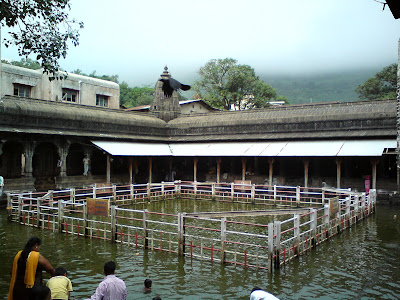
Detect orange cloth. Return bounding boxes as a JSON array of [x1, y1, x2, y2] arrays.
[[25, 251, 39, 288], [8, 250, 40, 300], [8, 250, 22, 300]]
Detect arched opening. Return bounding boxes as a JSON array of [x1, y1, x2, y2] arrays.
[[0, 141, 23, 178], [67, 143, 84, 176]]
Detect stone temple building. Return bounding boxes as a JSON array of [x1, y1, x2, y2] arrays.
[[0, 64, 397, 194]]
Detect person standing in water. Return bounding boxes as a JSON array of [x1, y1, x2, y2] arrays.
[[8, 237, 55, 300]]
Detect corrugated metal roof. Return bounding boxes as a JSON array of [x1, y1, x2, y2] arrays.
[[92, 140, 396, 157]]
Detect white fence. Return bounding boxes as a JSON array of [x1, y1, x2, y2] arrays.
[[6, 181, 376, 271]]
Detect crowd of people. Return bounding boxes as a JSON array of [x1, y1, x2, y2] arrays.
[[8, 237, 278, 300]]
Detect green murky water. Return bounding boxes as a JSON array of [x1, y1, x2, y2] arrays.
[[1, 200, 399, 300]]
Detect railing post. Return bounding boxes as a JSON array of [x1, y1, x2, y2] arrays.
[[143, 209, 149, 248], [83, 203, 88, 237], [231, 182, 234, 201], [310, 208, 317, 247], [111, 205, 117, 243], [273, 185, 277, 204], [37, 198, 41, 228], [324, 204, 330, 238], [251, 184, 255, 204], [58, 201, 64, 233], [268, 222, 274, 272], [17, 195, 22, 222], [220, 217, 227, 264], [161, 182, 165, 199], [93, 185, 96, 199], [345, 198, 351, 227], [130, 183, 134, 201], [212, 183, 216, 201], [112, 184, 117, 204], [274, 220, 281, 269], [147, 183, 151, 201], [361, 192, 366, 219], [322, 190, 325, 204], [178, 212, 186, 256], [193, 182, 197, 198], [296, 186, 301, 206], [294, 214, 300, 256], [354, 195, 359, 221], [70, 188, 75, 202]]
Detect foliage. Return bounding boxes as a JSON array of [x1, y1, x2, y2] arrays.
[[0, 0, 83, 79], [1, 57, 41, 69], [119, 82, 155, 108], [355, 64, 397, 100], [261, 69, 378, 104], [193, 58, 277, 110]]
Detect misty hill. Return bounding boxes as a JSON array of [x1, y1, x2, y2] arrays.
[[261, 69, 378, 104]]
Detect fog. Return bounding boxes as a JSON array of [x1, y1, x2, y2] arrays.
[[1, 0, 399, 86]]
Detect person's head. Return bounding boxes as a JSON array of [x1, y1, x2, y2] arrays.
[[55, 267, 67, 276], [29, 284, 51, 300], [144, 278, 152, 289], [20, 237, 42, 263], [103, 261, 116, 275], [152, 297, 162, 300], [251, 287, 262, 293]]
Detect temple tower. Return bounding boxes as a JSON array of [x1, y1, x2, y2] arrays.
[[150, 66, 181, 122]]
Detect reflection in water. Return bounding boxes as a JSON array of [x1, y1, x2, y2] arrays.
[[0, 201, 399, 300]]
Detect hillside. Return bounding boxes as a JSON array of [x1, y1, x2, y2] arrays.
[[260, 69, 378, 104]]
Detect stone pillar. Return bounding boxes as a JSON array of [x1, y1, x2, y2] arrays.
[[303, 159, 310, 188], [193, 157, 198, 182], [216, 158, 222, 183], [148, 157, 153, 183], [56, 142, 70, 177], [336, 158, 342, 189], [107, 154, 111, 184], [241, 158, 247, 181], [371, 158, 379, 190], [268, 158, 274, 186], [23, 142, 35, 177], [168, 157, 173, 181], [129, 158, 133, 184]]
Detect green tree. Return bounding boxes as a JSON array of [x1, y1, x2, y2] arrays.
[[1, 57, 41, 69], [119, 82, 155, 108], [194, 58, 277, 110], [1, 0, 83, 79], [355, 63, 397, 100]]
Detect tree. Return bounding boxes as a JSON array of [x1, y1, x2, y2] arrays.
[[1, 57, 41, 69], [1, 0, 83, 79], [193, 58, 277, 110], [355, 63, 397, 100]]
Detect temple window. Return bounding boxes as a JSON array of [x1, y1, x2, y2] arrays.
[[13, 83, 31, 97], [62, 88, 78, 102], [96, 94, 109, 107]]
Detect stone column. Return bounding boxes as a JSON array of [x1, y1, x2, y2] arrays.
[[303, 159, 310, 188], [107, 154, 111, 183], [193, 157, 198, 182], [241, 158, 247, 181], [336, 158, 342, 189], [268, 158, 274, 186], [371, 158, 379, 190], [129, 158, 133, 184], [56, 142, 70, 177], [216, 158, 222, 183], [23, 142, 35, 177], [148, 157, 153, 183]]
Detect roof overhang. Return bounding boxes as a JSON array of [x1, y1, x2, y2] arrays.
[[92, 139, 396, 157]]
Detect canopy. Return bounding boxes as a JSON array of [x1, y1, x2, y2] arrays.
[[92, 139, 396, 157]]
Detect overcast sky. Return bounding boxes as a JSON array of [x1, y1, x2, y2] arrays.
[[1, 0, 399, 86]]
